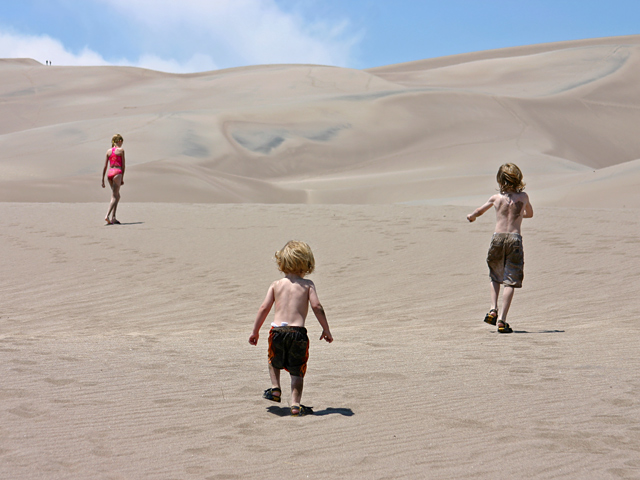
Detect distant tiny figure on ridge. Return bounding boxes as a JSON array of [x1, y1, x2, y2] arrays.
[[101, 134, 125, 225], [467, 163, 534, 333], [249, 241, 333, 416]]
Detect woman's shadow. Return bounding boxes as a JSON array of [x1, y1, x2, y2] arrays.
[[267, 406, 354, 417]]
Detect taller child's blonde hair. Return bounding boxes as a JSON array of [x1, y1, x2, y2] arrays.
[[111, 134, 124, 147], [497, 163, 525, 193], [275, 241, 315, 276]]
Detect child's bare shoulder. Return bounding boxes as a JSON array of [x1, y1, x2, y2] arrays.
[[488, 193, 502, 205]]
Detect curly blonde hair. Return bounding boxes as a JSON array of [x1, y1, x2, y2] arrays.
[[497, 163, 525, 193], [275, 241, 315, 276], [111, 134, 124, 147]]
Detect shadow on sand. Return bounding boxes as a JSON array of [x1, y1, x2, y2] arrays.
[[512, 329, 565, 334], [267, 406, 354, 417], [105, 222, 144, 226]]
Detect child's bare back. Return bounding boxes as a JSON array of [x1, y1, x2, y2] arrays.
[[269, 275, 319, 327], [249, 241, 332, 347], [470, 191, 533, 234]]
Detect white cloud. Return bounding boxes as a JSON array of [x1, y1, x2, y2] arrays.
[[0, 0, 361, 73], [0, 30, 218, 73], [131, 53, 219, 74], [97, 0, 361, 68], [0, 31, 109, 66]]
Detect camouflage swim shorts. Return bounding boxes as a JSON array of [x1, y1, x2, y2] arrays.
[[486, 233, 524, 288]]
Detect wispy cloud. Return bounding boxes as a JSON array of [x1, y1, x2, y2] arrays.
[[0, 0, 361, 73], [96, 0, 361, 69], [0, 30, 108, 66]]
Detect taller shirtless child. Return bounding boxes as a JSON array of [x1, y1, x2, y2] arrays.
[[467, 163, 534, 333]]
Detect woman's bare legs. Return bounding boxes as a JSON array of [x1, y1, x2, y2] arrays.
[[105, 175, 122, 224]]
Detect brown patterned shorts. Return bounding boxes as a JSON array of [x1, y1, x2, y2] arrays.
[[268, 326, 309, 378], [487, 233, 524, 288]]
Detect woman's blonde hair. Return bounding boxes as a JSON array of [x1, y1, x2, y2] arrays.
[[275, 240, 315, 275], [111, 134, 124, 147], [497, 163, 525, 193]]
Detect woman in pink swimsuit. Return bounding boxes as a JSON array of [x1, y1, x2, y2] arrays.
[[101, 133, 126, 224]]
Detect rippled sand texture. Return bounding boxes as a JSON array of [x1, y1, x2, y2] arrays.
[[1, 203, 639, 479]]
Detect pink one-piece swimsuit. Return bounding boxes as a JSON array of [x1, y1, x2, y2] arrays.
[[107, 147, 123, 180]]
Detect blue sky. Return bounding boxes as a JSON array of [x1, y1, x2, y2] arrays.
[[0, 0, 638, 72]]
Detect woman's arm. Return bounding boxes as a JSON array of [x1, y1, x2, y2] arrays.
[[101, 151, 109, 187], [120, 149, 125, 184]]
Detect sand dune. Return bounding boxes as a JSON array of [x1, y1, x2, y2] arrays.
[[2, 35, 640, 206], [1, 203, 639, 479], [1, 37, 640, 479]]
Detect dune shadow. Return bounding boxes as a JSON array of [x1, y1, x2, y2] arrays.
[[266, 406, 354, 417]]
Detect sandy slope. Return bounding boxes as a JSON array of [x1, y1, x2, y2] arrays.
[[0, 203, 639, 479], [2, 35, 640, 206], [2, 36, 640, 479]]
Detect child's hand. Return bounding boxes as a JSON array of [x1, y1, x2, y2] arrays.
[[249, 333, 259, 345], [467, 213, 476, 222], [101, 180, 105, 188], [320, 331, 333, 343]]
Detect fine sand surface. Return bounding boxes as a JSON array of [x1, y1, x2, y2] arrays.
[[1, 203, 639, 479], [1, 35, 640, 479]]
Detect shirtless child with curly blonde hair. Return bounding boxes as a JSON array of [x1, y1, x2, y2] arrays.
[[467, 163, 534, 333], [249, 241, 333, 416]]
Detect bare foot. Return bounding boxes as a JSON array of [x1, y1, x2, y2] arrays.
[[105, 217, 112, 225]]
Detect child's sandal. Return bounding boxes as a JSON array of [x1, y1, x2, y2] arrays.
[[262, 387, 281, 403], [484, 309, 498, 326], [497, 322, 513, 334], [290, 404, 313, 416]]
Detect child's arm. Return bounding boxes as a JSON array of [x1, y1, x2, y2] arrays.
[[309, 283, 333, 343], [467, 195, 497, 222], [249, 283, 275, 346], [523, 194, 534, 218]]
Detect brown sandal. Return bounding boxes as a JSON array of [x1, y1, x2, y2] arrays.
[[290, 405, 313, 416], [497, 322, 513, 334], [484, 309, 498, 326], [262, 387, 281, 403]]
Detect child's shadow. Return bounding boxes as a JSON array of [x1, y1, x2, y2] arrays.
[[266, 406, 354, 417], [512, 329, 565, 334]]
